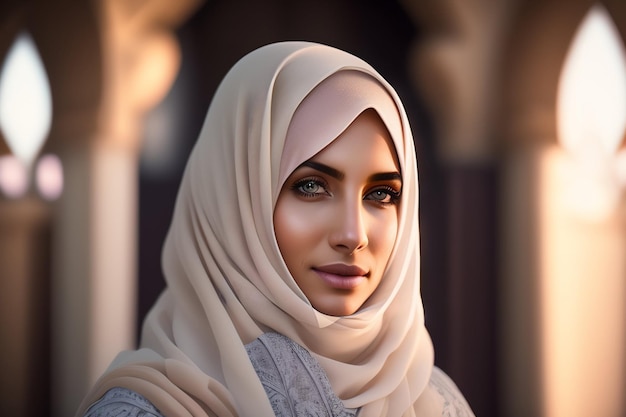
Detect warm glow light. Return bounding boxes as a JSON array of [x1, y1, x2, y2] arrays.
[[543, 6, 626, 417], [36, 154, 63, 200], [555, 4, 626, 221], [130, 32, 180, 111], [0, 155, 28, 198], [0, 32, 52, 167], [557, 4, 626, 155], [541, 147, 626, 417]]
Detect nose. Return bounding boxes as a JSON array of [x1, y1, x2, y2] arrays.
[[329, 199, 369, 254]]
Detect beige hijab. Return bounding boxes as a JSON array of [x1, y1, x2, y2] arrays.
[[77, 41, 441, 417]]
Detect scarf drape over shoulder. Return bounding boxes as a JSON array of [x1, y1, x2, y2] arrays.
[[77, 41, 440, 417]]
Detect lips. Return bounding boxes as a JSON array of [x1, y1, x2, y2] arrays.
[[315, 264, 368, 276], [313, 264, 369, 290]]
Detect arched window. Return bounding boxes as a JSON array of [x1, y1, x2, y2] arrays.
[[0, 31, 62, 200], [556, 3, 626, 220]]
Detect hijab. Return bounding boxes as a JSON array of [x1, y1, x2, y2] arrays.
[[77, 41, 441, 417]]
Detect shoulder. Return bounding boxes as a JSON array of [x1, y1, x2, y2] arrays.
[[82, 387, 164, 417], [428, 367, 475, 417]]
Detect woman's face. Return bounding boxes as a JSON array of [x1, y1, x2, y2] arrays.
[[274, 110, 401, 316]]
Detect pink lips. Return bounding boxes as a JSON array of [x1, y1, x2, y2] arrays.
[[313, 264, 369, 290]]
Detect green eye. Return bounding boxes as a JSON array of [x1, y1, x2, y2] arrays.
[[291, 177, 329, 198], [371, 190, 390, 201], [300, 181, 321, 194], [365, 187, 401, 206]]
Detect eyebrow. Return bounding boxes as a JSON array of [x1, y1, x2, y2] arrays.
[[368, 172, 402, 182], [299, 161, 402, 183], [301, 161, 344, 180]]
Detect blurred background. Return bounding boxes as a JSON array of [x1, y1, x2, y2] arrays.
[[1, 0, 625, 416]]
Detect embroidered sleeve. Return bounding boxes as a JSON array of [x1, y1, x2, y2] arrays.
[[429, 367, 476, 417], [246, 332, 359, 417], [83, 387, 165, 417]]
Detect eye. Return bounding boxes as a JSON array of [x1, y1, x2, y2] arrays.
[[291, 177, 329, 198], [365, 186, 401, 206]]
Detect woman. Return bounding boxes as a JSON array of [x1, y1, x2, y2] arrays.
[[77, 41, 474, 417]]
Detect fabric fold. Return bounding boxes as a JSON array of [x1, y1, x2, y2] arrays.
[[76, 41, 438, 417]]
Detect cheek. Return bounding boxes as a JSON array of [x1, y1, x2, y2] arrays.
[[275, 202, 303, 248], [274, 199, 321, 266], [373, 210, 399, 259]]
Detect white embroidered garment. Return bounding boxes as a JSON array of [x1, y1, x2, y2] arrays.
[[76, 41, 472, 417], [245, 332, 359, 416], [83, 347, 474, 417]]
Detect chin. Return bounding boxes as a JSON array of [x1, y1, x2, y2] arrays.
[[312, 298, 364, 317]]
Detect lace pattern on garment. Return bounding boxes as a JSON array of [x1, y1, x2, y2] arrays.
[[429, 367, 475, 417], [246, 332, 359, 417], [83, 387, 165, 417], [82, 344, 473, 417]]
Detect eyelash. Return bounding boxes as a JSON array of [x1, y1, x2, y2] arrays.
[[291, 177, 329, 198], [291, 178, 402, 206], [366, 186, 402, 206]]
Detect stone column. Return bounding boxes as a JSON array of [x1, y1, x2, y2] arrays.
[[14, 0, 203, 415], [499, 1, 626, 416], [0, 197, 50, 416], [401, 2, 517, 416]]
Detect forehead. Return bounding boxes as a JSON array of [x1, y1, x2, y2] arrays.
[[306, 110, 400, 172]]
